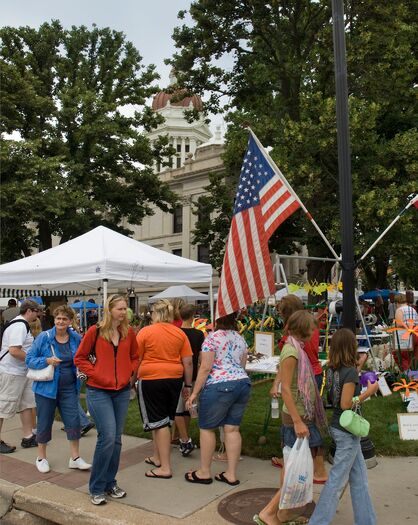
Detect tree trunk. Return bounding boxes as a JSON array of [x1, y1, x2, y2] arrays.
[[37, 220, 52, 252], [362, 257, 390, 290]]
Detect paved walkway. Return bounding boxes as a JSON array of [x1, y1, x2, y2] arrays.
[[1, 415, 417, 523]]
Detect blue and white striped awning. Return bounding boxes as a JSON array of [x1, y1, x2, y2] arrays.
[[0, 289, 81, 299]]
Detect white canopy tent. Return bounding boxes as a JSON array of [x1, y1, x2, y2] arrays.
[[149, 285, 209, 303], [0, 226, 214, 319]]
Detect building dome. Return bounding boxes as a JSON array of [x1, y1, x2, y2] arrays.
[[152, 90, 203, 112]]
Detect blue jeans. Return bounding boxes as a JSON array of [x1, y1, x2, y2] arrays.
[[78, 402, 90, 428], [86, 385, 130, 496], [198, 379, 251, 429], [36, 384, 80, 443], [309, 427, 376, 525]]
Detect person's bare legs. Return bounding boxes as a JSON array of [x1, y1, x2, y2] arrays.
[[146, 427, 172, 477], [175, 415, 190, 441], [258, 469, 283, 525], [222, 424, 241, 482], [187, 428, 216, 480], [313, 449, 327, 481], [19, 408, 33, 437], [69, 439, 80, 459], [37, 443, 47, 460], [146, 430, 161, 466]]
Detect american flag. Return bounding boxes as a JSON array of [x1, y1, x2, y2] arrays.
[[216, 132, 301, 319]]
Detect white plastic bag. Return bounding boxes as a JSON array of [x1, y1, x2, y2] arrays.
[[279, 437, 313, 510]]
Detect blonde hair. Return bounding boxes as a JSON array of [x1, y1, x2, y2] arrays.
[[98, 294, 129, 342], [30, 318, 42, 338], [395, 294, 406, 305], [152, 299, 174, 323], [286, 310, 315, 341], [171, 298, 186, 321]]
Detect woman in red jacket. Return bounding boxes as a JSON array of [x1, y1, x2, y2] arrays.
[[74, 295, 139, 506]]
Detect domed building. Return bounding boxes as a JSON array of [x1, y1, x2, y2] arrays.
[[147, 70, 212, 172]]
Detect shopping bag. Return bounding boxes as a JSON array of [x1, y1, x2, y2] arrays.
[[279, 437, 313, 510]]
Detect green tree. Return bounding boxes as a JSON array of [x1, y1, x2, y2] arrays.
[[171, 0, 417, 288], [0, 21, 177, 261]]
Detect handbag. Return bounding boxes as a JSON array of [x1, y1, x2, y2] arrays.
[[26, 336, 56, 382], [339, 405, 370, 437], [76, 325, 100, 382]]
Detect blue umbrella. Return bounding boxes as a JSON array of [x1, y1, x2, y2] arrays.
[[70, 301, 101, 309], [359, 289, 394, 300], [24, 296, 44, 305]]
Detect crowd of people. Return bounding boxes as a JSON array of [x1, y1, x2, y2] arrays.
[[0, 290, 416, 523]]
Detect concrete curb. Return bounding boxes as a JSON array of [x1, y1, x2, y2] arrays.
[[0, 480, 21, 519]]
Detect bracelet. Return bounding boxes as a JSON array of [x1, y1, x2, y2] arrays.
[[184, 385, 192, 388], [352, 396, 360, 405]]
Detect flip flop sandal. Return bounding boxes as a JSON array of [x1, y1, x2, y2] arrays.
[[145, 469, 172, 479], [313, 478, 327, 484], [215, 472, 240, 486], [184, 470, 213, 484], [271, 456, 283, 468], [144, 457, 161, 468]]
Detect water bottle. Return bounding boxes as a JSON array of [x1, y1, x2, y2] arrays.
[[189, 403, 198, 419], [271, 398, 279, 419]]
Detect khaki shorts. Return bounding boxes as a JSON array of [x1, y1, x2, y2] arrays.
[[0, 373, 36, 419]]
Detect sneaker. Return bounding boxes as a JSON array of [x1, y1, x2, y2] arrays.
[[106, 485, 127, 499], [21, 434, 37, 448], [81, 422, 95, 436], [0, 440, 16, 454], [36, 458, 50, 473], [91, 494, 107, 505], [69, 457, 92, 470], [180, 438, 195, 457]]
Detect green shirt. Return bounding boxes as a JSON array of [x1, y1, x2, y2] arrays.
[[280, 343, 315, 417]]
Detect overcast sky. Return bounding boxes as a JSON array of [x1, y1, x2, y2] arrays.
[[0, 0, 225, 131]]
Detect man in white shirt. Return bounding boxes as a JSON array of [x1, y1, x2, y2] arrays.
[[0, 300, 40, 453]]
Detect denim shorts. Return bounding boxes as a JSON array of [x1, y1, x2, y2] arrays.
[[281, 421, 323, 449], [198, 379, 251, 429]]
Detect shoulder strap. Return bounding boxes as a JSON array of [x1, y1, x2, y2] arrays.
[[0, 319, 31, 362], [88, 324, 100, 363]]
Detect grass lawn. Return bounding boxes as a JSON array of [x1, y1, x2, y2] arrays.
[[99, 380, 418, 458]]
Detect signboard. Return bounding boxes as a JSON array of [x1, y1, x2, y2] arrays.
[[377, 375, 392, 397], [406, 392, 418, 413], [254, 331, 275, 358], [397, 413, 418, 440]]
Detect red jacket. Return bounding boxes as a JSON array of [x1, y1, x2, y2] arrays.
[[74, 325, 139, 390]]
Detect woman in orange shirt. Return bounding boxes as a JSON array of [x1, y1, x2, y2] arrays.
[[136, 299, 193, 479]]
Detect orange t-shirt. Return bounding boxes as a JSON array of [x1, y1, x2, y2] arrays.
[[136, 323, 193, 380]]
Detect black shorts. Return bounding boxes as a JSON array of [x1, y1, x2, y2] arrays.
[[137, 377, 183, 432]]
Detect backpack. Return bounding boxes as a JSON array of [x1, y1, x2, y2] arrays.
[[0, 319, 31, 361]]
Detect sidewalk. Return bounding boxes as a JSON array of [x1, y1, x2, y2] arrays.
[[1, 414, 417, 524]]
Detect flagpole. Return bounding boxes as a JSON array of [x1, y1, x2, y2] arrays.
[[248, 129, 341, 262], [358, 195, 418, 264]]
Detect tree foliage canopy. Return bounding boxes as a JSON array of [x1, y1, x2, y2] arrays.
[[1, 21, 177, 262], [171, 0, 418, 287]]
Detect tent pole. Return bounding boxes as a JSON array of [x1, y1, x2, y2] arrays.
[[83, 303, 87, 332], [103, 279, 108, 307], [209, 279, 214, 325]]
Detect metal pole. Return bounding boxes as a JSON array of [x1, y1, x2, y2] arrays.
[[209, 279, 214, 326], [332, 0, 356, 331]]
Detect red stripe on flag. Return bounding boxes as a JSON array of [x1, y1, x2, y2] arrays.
[[230, 218, 252, 304], [241, 211, 265, 299], [265, 200, 300, 238]]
